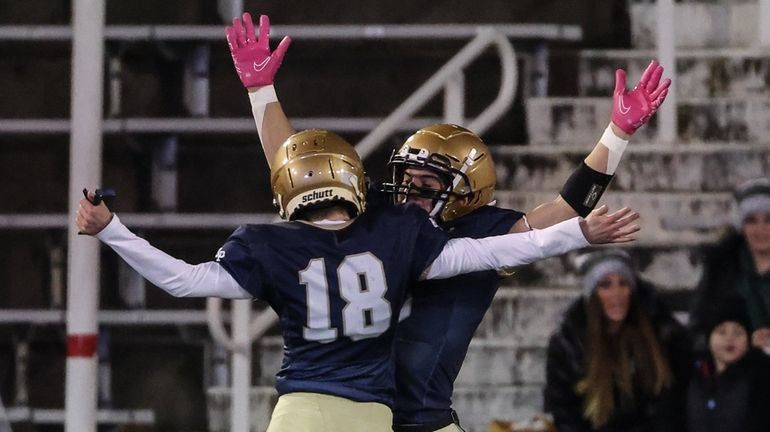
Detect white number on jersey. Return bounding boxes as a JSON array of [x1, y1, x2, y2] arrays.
[[299, 253, 392, 343]]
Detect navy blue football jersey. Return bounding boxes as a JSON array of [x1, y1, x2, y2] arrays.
[[365, 179, 392, 212], [216, 204, 448, 407], [393, 205, 524, 425]]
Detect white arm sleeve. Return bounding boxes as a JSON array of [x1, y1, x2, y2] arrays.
[[95, 215, 252, 299], [248, 85, 278, 139], [425, 217, 589, 280]]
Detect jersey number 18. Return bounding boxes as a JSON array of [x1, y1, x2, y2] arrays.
[[299, 252, 392, 343]]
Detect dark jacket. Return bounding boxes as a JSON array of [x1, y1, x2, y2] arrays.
[[690, 231, 750, 336], [686, 348, 770, 432], [544, 281, 692, 432]]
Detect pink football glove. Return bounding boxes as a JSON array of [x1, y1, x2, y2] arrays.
[[225, 13, 291, 89], [611, 60, 671, 135]]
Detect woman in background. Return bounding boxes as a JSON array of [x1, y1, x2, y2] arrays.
[[544, 250, 691, 432]]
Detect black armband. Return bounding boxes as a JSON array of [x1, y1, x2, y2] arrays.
[[559, 162, 614, 217]]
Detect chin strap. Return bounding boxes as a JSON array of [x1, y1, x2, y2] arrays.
[[429, 148, 477, 218]]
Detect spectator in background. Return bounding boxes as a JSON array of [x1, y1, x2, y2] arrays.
[[544, 250, 691, 432], [686, 299, 770, 432], [690, 178, 770, 353]]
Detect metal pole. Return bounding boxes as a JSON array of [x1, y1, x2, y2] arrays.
[[761, 0, 770, 47], [230, 300, 252, 432], [118, 258, 147, 308], [217, 0, 244, 23], [97, 331, 112, 408], [108, 56, 122, 117], [183, 44, 210, 117], [443, 72, 465, 125], [656, 0, 677, 144], [14, 339, 29, 407], [533, 41, 548, 97], [65, 1, 105, 431], [151, 136, 179, 211], [49, 244, 65, 308], [210, 344, 229, 387]]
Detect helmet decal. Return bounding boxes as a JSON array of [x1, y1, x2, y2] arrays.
[[271, 129, 367, 220]]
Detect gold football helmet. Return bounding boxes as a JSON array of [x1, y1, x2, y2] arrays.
[[383, 124, 496, 222], [271, 129, 367, 220]]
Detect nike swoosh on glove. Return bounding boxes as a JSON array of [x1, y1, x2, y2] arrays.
[[226, 13, 292, 88], [611, 60, 672, 135]]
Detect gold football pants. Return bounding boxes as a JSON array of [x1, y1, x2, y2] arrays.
[[266, 392, 393, 432]]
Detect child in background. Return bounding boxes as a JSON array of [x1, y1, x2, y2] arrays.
[[686, 300, 770, 432]]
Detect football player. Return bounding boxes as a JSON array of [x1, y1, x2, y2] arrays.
[[225, 12, 664, 431], [77, 128, 636, 432], [377, 60, 667, 432]]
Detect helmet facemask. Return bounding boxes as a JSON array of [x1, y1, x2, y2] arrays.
[[383, 145, 479, 220], [382, 124, 497, 223]]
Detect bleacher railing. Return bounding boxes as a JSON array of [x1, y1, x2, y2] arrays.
[[355, 27, 517, 159], [0, 21, 580, 432]]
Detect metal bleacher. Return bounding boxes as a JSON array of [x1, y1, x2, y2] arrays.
[[0, 7, 582, 431], [461, 2, 770, 428], [6, 1, 770, 430]]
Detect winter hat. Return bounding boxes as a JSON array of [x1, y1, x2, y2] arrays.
[[577, 249, 636, 298], [705, 297, 752, 337], [734, 178, 770, 227]]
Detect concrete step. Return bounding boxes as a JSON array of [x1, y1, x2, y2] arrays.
[[249, 284, 690, 431], [450, 385, 543, 432], [473, 287, 689, 342], [630, 2, 759, 49], [252, 310, 553, 388], [458, 341, 547, 387], [497, 246, 703, 294], [525, 96, 770, 144], [472, 289, 577, 350], [253, 286, 692, 382], [251, 336, 542, 432], [492, 144, 770, 193], [253, 337, 540, 386], [494, 190, 734, 248], [578, 49, 770, 98], [492, 143, 766, 245]]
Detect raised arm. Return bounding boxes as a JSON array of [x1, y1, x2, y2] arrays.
[[226, 13, 295, 168], [517, 61, 671, 232], [76, 193, 250, 299], [424, 205, 639, 280]]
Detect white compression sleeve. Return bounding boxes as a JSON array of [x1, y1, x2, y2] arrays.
[[96, 215, 251, 299], [599, 124, 629, 174], [248, 85, 278, 139], [424, 217, 589, 280]]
